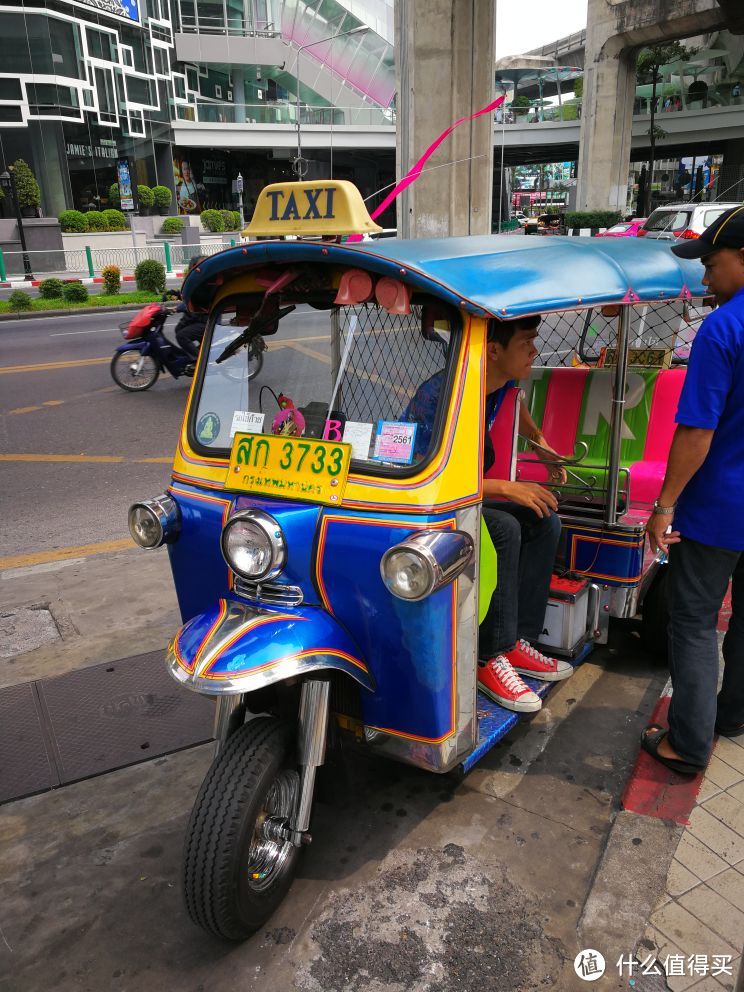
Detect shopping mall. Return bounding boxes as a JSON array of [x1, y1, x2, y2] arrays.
[[1, 0, 743, 224]]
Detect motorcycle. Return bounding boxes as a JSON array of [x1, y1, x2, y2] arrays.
[[111, 302, 266, 392]]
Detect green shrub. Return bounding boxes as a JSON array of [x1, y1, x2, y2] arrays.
[[161, 216, 184, 235], [220, 209, 237, 231], [85, 210, 109, 231], [137, 184, 154, 208], [109, 182, 120, 207], [231, 210, 242, 230], [152, 185, 172, 210], [59, 209, 88, 233], [8, 289, 32, 311], [564, 210, 622, 230], [134, 258, 166, 294], [39, 278, 65, 299], [63, 282, 89, 303], [101, 264, 121, 295], [12, 159, 41, 209], [102, 208, 127, 231], [200, 209, 225, 232]]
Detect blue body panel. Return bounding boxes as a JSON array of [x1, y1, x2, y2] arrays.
[[182, 236, 706, 318], [317, 508, 458, 742], [563, 523, 645, 587]]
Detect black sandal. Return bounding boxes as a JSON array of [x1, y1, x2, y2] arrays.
[[640, 725, 705, 777]]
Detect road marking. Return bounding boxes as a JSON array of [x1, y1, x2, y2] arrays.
[[0, 538, 133, 572], [282, 341, 332, 365], [4, 386, 117, 416], [0, 454, 171, 464], [50, 328, 117, 337], [0, 357, 109, 375]]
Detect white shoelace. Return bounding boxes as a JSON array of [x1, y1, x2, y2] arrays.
[[518, 639, 556, 668], [489, 656, 530, 695]]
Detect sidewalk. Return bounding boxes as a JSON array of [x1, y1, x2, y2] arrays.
[[1, 544, 742, 991]]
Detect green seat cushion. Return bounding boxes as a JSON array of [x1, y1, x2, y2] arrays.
[[479, 516, 498, 624]]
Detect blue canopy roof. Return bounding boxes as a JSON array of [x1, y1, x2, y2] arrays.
[[181, 235, 706, 317]]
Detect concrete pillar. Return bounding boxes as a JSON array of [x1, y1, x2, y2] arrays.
[[718, 137, 744, 201], [577, 0, 728, 212], [395, 0, 495, 238], [232, 66, 246, 124]]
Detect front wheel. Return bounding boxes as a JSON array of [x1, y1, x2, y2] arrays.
[[183, 717, 300, 940], [110, 351, 159, 391]]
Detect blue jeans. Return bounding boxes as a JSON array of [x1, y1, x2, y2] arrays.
[[479, 502, 561, 659], [667, 538, 744, 766]]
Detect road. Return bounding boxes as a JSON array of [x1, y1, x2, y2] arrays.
[[0, 306, 334, 561]]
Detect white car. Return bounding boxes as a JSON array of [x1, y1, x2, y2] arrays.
[[639, 202, 741, 241]]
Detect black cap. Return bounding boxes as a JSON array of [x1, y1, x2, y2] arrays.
[[671, 205, 744, 258]]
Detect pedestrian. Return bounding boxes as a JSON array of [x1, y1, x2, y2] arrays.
[[403, 316, 574, 714], [642, 206, 744, 775]]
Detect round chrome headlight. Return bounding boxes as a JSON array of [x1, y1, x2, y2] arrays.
[[128, 495, 180, 549], [221, 510, 286, 580], [380, 547, 435, 601]]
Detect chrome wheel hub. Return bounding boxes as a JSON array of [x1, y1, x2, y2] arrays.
[[246, 769, 299, 891]]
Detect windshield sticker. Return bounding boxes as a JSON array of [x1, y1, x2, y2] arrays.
[[196, 412, 221, 446], [230, 411, 265, 438], [373, 421, 417, 465], [272, 407, 306, 437], [342, 421, 374, 460]]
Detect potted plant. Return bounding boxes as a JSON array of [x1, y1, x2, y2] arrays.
[[12, 158, 41, 217], [109, 182, 121, 208], [152, 185, 173, 215], [137, 184, 155, 215]]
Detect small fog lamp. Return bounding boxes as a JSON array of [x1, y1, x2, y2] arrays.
[[380, 530, 473, 602], [128, 494, 180, 549]]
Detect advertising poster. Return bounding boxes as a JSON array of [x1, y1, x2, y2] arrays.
[[117, 158, 135, 211], [173, 149, 229, 214], [67, 0, 140, 24]]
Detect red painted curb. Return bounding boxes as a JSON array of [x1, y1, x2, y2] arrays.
[[621, 695, 704, 825]]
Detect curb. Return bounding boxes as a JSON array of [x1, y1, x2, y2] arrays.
[[0, 302, 158, 322], [0, 272, 185, 289]]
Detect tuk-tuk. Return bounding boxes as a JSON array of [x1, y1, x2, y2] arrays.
[[127, 180, 707, 940]]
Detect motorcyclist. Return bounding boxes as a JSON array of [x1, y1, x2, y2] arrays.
[[173, 256, 207, 364]]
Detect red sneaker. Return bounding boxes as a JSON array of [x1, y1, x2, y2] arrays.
[[506, 639, 573, 682], [477, 655, 542, 713]]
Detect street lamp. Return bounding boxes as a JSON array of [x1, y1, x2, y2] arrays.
[[236, 171, 244, 227], [0, 166, 33, 280], [293, 24, 368, 179]]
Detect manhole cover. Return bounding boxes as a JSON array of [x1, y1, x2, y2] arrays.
[[0, 608, 60, 659]]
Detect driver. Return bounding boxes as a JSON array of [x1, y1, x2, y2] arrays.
[[404, 315, 574, 713]]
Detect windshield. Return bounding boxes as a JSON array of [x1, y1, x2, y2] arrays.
[[605, 223, 632, 234], [190, 299, 458, 473], [644, 209, 691, 233]]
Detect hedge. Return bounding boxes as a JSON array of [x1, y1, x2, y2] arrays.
[[85, 211, 108, 231], [137, 184, 154, 208], [201, 209, 225, 232], [59, 209, 88, 233], [8, 289, 33, 311], [153, 185, 172, 209], [134, 258, 166, 294], [63, 282, 89, 303], [564, 210, 622, 230], [102, 209, 127, 231], [161, 216, 184, 235], [39, 278, 65, 299]]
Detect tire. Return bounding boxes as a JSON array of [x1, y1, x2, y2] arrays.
[[247, 346, 263, 381], [110, 351, 160, 391], [220, 345, 263, 383], [183, 717, 300, 940], [640, 565, 669, 660]]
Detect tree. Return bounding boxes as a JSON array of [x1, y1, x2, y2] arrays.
[[11, 158, 41, 209], [636, 42, 694, 215]]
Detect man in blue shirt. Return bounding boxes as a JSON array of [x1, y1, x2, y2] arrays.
[[643, 206, 744, 775]]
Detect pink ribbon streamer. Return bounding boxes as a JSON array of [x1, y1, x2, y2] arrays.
[[348, 93, 506, 242]]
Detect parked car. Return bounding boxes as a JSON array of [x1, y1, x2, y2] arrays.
[[638, 202, 741, 241], [513, 210, 528, 226], [595, 218, 647, 238]]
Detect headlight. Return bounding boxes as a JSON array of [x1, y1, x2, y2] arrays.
[[128, 494, 180, 549], [380, 530, 474, 602], [221, 509, 286, 580]]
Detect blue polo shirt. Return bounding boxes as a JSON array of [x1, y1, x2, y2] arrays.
[[674, 287, 744, 550]]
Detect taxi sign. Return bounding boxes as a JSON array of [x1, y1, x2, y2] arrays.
[[244, 180, 383, 238], [227, 432, 352, 506]]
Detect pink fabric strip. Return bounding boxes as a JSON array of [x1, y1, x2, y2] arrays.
[[348, 94, 506, 242], [540, 368, 588, 456], [642, 368, 685, 461]]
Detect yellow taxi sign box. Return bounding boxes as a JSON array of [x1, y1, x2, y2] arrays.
[[244, 180, 383, 238]]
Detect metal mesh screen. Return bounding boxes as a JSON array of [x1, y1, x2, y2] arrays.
[[534, 299, 712, 369], [334, 304, 452, 423]]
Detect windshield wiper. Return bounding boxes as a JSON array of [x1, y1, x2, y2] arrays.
[[215, 304, 296, 364]]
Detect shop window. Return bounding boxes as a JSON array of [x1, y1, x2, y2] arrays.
[[87, 27, 116, 63], [153, 46, 170, 76], [186, 66, 198, 92], [126, 76, 153, 106], [0, 78, 22, 101], [173, 75, 186, 100]]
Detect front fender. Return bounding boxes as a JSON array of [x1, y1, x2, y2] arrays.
[[114, 340, 149, 355], [166, 598, 374, 696]]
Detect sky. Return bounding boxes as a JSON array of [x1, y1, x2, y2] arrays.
[[495, 0, 588, 58]]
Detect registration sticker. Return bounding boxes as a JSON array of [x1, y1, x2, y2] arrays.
[[228, 433, 352, 505], [342, 421, 373, 460], [230, 411, 265, 438], [373, 421, 417, 464], [196, 412, 221, 445]]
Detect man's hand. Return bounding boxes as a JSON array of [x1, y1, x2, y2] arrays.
[[533, 439, 568, 485], [645, 512, 681, 555], [496, 480, 558, 518]]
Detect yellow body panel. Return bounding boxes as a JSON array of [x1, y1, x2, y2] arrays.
[[172, 315, 487, 514], [243, 180, 383, 238]]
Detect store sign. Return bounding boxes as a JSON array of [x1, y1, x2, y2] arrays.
[[117, 159, 135, 211], [66, 142, 119, 162], [65, 0, 140, 24]]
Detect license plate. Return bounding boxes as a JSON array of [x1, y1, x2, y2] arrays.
[[227, 433, 352, 506]]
